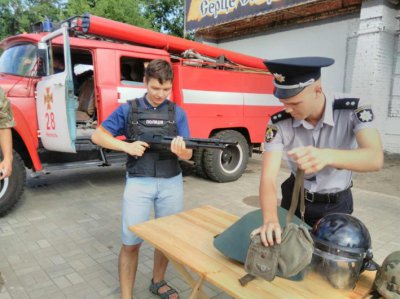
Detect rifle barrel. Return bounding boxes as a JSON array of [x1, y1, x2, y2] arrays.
[[124, 135, 237, 150]]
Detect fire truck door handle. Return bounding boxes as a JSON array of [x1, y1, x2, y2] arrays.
[[216, 114, 223, 117]]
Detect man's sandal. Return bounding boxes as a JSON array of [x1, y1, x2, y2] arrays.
[[149, 279, 179, 299]]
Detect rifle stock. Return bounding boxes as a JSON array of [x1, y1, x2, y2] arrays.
[[125, 134, 237, 150]]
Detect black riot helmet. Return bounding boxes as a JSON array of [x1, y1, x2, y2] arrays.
[[311, 213, 375, 289]]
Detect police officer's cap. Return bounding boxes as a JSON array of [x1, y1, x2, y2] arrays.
[[264, 57, 334, 99]]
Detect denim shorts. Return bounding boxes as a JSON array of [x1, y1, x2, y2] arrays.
[[122, 173, 183, 245]]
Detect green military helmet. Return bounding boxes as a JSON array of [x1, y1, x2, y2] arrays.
[[374, 251, 400, 299]]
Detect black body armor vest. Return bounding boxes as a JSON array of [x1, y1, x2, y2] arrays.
[[126, 98, 181, 178]]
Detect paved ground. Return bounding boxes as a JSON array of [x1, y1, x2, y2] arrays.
[[0, 154, 399, 298]]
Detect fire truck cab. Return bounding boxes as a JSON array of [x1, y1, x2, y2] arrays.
[[0, 15, 281, 216]]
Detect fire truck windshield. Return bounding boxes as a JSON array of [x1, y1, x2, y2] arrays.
[[0, 43, 37, 77]]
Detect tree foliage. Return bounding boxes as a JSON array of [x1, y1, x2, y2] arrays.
[[0, 0, 186, 41], [143, 0, 185, 37], [65, 0, 152, 29], [0, 0, 65, 40]]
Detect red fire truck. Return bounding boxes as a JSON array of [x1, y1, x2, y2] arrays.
[[0, 14, 281, 215]]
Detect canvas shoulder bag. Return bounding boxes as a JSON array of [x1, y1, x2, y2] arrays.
[[240, 169, 314, 285]]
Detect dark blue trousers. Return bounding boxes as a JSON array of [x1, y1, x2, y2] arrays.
[[280, 175, 353, 227]]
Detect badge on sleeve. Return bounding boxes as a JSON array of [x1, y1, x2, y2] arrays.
[[265, 125, 278, 143], [355, 106, 374, 123]]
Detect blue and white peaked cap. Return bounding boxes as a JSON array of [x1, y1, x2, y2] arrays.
[[264, 57, 335, 99]]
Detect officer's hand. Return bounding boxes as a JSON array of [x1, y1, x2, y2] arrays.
[[170, 136, 186, 158], [124, 141, 149, 157], [251, 220, 282, 247], [0, 158, 12, 180], [288, 146, 330, 174]]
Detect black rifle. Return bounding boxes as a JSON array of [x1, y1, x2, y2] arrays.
[[126, 134, 237, 150]]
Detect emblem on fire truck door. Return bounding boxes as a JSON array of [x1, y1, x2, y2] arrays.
[[43, 87, 56, 130], [44, 87, 53, 110], [265, 125, 278, 143]]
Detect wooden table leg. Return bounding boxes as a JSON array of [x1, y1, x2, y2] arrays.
[[169, 259, 208, 299], [188, 276, 205, 299]]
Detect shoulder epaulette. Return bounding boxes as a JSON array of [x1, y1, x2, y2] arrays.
[[271, 110, 292, 124], [333, 98, 359, 110]]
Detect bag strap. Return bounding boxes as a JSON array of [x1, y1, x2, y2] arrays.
[[127, 98, 140, 137], [239, 273, 256, 286], [285, 169, 305, 225]]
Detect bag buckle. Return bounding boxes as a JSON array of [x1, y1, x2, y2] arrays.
[[305, 190, 315, 203]]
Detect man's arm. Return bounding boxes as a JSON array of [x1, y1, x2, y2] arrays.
[[174, 106, 193, 160], [0, 128, 13, 179], [288, 128, 383, 174], [256, 150, 283, 247], [91, 126, 149, 157], [91, 126, 192, 159]]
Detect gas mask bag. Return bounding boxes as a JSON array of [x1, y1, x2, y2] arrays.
[[213, 170, 309, 282], [240, 169, 314, 284], [311, 213, 375, 290]]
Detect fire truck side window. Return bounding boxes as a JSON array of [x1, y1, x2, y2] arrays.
[[120, 57, 147, 86]]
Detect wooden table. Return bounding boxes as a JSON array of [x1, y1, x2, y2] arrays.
[[130, 205, 375, 299]]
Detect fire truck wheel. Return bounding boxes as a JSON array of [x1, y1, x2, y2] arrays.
[[193, 148, 209, 179], [0, 151, 26, 216], [203, 130, 249, 182]]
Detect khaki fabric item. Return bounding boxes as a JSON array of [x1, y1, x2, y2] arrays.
[[213, 207, 307, 280], [278, 169, 314, 278], [242, 169, 314, 284], [76, 111, 92, 122], [0, 87, 16, 129], [277, 223, 313, 277], [244, 234, 279, 281], [76, 77, 95, 121], [374, 251, 400, 299]]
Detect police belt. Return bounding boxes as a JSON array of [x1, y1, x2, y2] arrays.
[[290, 174, 352, 204], [304, 185, 352, 204]]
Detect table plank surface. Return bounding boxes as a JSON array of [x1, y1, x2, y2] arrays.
[[130, 205, 374, 299]]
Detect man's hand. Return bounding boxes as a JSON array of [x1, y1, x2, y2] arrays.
[[0, 157, 13, 179], [288, 146, 330, 174], [123, 141, 149, 157], [170, 136, 187, 158], [251, 220, 282, 247]]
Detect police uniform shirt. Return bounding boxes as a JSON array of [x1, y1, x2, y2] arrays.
[[264, 93, 377, 193], [0, 87, 16, 129], [102, 94, 190, 138]]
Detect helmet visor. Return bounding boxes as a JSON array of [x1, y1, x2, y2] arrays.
[[311, 247, 364, 289]]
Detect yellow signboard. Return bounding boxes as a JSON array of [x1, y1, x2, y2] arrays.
[[185, 0, 315, 31]]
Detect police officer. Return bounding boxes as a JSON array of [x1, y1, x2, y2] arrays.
[[256, 57, 383, 247], [0, 87, 16, 180], [91, 59, 191, 299]]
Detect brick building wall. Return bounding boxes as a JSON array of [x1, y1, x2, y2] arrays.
[[214, 0, 400, 153], [349, 0, 400, 153], [213, 16, 359, 94]]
